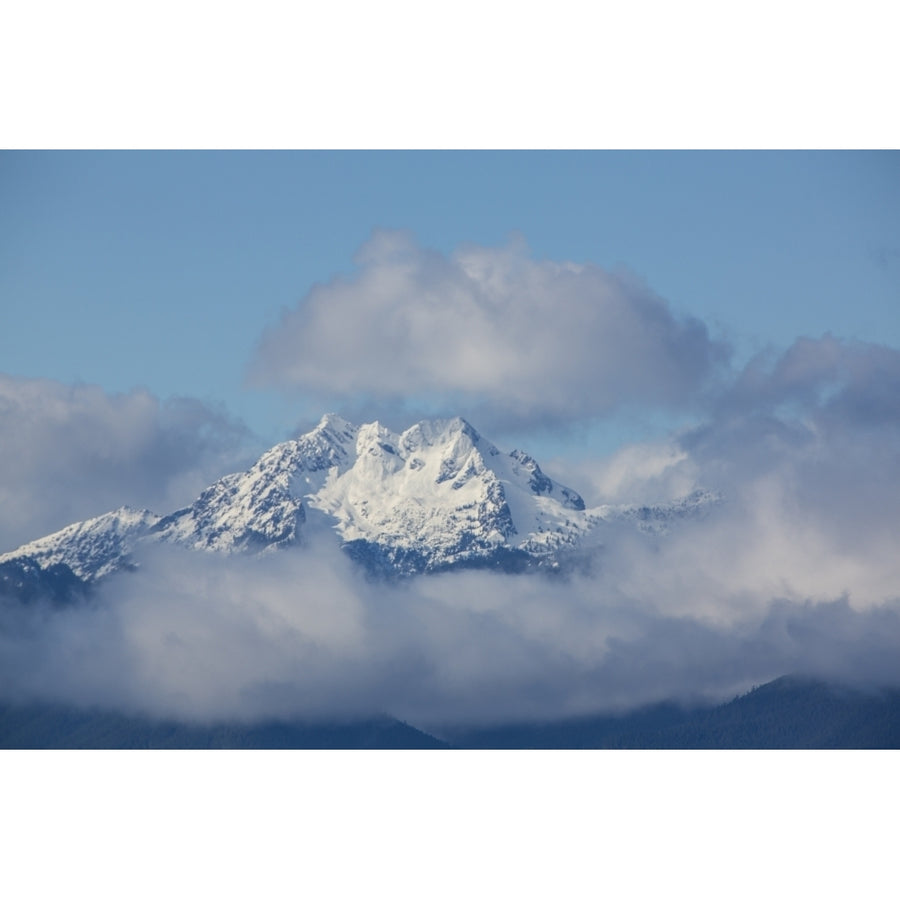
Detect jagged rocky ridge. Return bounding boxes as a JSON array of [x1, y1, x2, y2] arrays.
[[0, 414, 718, 588]]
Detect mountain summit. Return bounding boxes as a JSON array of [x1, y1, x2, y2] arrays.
[[0, 414, 716, 587]]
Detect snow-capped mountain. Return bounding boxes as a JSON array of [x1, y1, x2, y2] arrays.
[[0, 414, 718, 587]]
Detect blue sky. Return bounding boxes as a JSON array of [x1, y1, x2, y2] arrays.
[[2, 150, 897, 454]]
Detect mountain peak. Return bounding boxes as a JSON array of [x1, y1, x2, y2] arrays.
[[316, 412, 357, 435], [437, 415, 480, 442]]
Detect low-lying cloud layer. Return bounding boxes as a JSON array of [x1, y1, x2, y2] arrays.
[[249, 231, 729, 428], [0, 375, 254, 551], [2, 524, 898, 729]]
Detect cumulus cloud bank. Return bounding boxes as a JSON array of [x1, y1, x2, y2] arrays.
[[249, 231, 729, 427], [2, 525, 898, 729], [0, 375, 253, 551], [561, 335, 900, 608]]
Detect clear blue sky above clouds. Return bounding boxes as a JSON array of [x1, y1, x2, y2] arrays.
[[2, 150, 898, 452]]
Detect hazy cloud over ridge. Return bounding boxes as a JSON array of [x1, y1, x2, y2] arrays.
[[249, 231, 729, 426], [0, 375, 253, 551]]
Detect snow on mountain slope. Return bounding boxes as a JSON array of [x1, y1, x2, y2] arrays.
[[0, 414, 719, 584], [151, 414, 359, 553], [306, 416, 589, 572], [0, 507, 161, 581]]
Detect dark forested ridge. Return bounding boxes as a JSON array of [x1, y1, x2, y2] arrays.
[[448, 676, 900, 749], [0, 557, 89, 607], [3, 676, 899, 749], [0, 705, 448, 749]]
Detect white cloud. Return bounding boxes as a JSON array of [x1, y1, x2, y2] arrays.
[[0, 375, 254, 551], [249, 231, 729, 427]]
